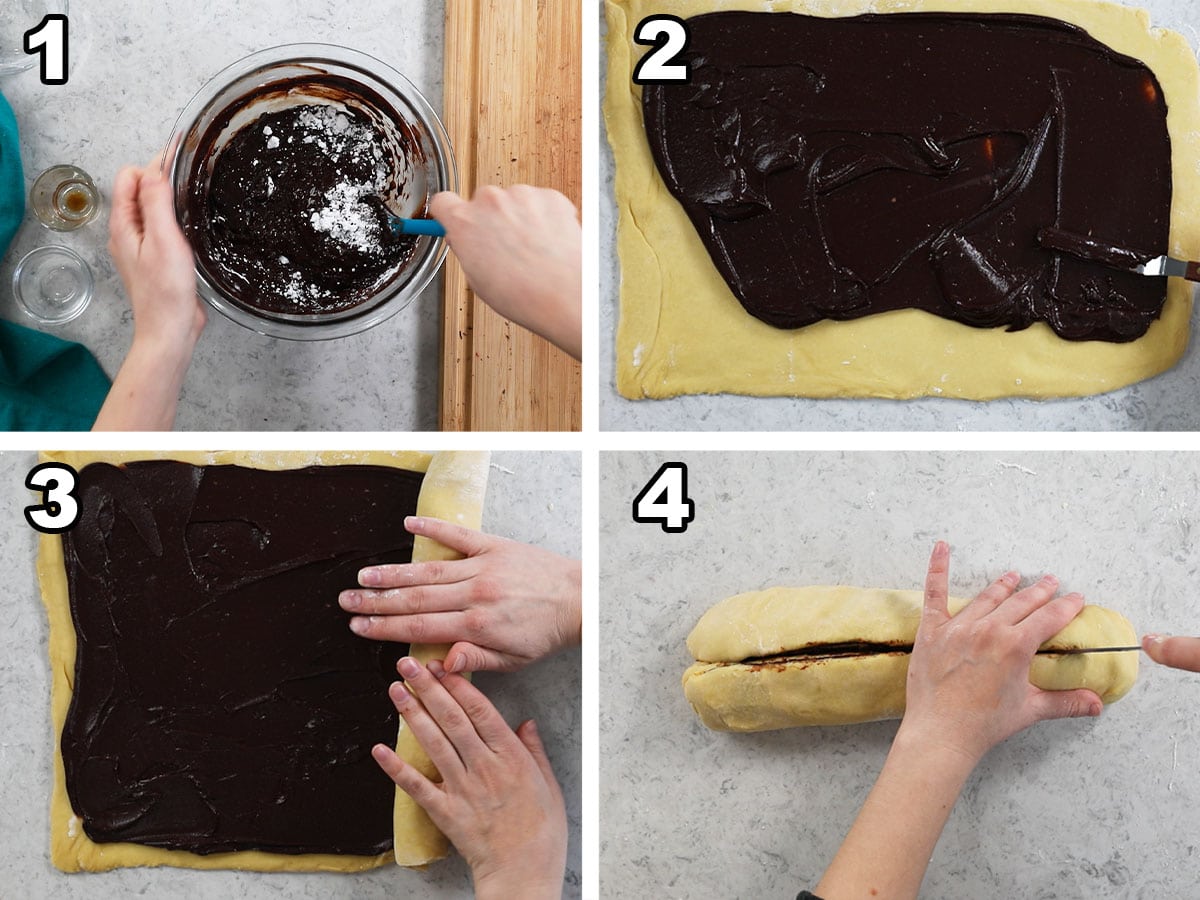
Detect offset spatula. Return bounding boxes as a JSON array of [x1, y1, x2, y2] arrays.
[[1136, 256, 1200, 281], [1038, 227, 1200, 282]]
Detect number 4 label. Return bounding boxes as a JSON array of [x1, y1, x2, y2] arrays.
[[632, 462, 695, 534], [25, 14, 69, 86]]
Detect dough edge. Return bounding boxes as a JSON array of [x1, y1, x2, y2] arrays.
[[683, 586, 1139, 732], [605, 0, 1200, 400], [37, 450, 489, 873]]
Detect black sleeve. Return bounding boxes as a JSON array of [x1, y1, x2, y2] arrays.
[[796, 893, 824, 900]]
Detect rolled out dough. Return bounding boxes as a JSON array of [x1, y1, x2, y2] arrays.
[[683, 586, 1139, 732], [38, 450, 490, 873], [605, 0, 1200, 399]]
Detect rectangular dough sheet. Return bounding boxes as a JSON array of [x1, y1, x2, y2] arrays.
[[605, 0, 1200, 399], [38, 449, 490, 873]]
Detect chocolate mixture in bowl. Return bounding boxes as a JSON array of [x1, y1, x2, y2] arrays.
[[186, 74, 427, 316]]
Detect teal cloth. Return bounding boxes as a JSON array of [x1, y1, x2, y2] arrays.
[[0, 91, 110, 431]]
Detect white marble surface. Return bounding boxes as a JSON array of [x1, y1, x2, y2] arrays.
[[601, 451, 1200, 898], [0, 0, 446, 430], [2, 450, 581, 899], [599, 1, 1200, 431]]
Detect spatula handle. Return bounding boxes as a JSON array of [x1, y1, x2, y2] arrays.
[[393, 217, 447, 237]]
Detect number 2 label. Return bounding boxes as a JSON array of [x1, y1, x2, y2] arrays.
[[633, 462, 695, 534], [25, 14, 69, 86], [633, 15, 690, 85]]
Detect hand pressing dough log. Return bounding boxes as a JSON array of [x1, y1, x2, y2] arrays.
[[683, 586, 1138, 733]]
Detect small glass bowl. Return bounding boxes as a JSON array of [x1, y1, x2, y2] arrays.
[[0, 0, 68, 76], [30, 164, 101, 231], [13, 245, 93, 325], [165, 43, 456, 341]]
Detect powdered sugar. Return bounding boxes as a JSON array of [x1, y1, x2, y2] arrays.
[[253, 103, 396, 308], [281, 271, 331, 306], [310, 181, 383, 254]]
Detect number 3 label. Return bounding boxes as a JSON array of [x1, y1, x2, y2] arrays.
[[25, 462, 80, 534], [633, 462, 695, 534], [633, 15, 690, 85]]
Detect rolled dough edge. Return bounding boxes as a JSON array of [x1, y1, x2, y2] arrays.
[[392, 450, 492, 867]]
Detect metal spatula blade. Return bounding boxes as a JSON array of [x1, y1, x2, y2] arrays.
[[1136, 255, 1200, 281], [1037, 227, 1200, 282]]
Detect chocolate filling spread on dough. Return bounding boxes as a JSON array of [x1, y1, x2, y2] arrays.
[[186, 75, 424, 316], [642, 12, 1172, 341], [60, 461, 423, 856]]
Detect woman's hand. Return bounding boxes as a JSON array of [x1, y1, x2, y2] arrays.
[[372, 657, 567, 900], [816, 542, 1103, 900], [1142, 634, 1200, 672], [340, 516, 582, 673], [94, 158, 205, 430], [898, 541, 1102, 765], [108, 161, 206, 356], [431, 185, 581, 360]]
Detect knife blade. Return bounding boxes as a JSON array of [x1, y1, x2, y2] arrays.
[[1035, 646, 1142, 655]]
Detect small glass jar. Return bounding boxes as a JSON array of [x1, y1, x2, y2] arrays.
[[13, 245, 93, 324], [31, 165, 100, 231]]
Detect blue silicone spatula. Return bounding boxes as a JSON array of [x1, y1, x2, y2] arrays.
[[388, 215, 446, 237]]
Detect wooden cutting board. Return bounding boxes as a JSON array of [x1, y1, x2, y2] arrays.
[[441, 0, 582, 432]]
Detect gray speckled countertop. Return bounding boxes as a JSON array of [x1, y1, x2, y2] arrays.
[[2, 450, 581, 899], [599, 0, 1200, 431], [601, 451, 1200, 898], [0, 0, 445, 430]]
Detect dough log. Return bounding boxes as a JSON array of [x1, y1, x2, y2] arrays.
[[683, 586, 1139, 733], [392, 450, 491, 867]]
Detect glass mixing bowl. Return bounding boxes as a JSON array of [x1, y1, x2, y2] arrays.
[[165, 43, 455, 341]]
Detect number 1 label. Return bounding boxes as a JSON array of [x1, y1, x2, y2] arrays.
[[25, 14, 69, 86]]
